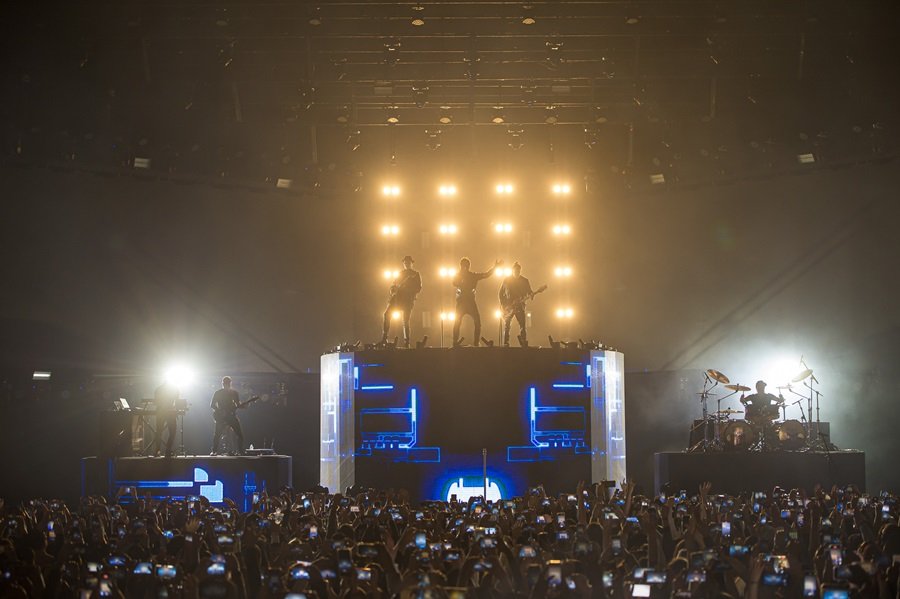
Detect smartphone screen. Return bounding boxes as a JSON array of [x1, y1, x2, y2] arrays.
[[632, 583, 651, 597], [722, 521, 731, 536], [803, 575, 818, 597]]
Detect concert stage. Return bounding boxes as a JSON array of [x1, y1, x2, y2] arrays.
[[320, 347, 626, 502], [654, 450, 866, 494], [81, 455, 292, 510]]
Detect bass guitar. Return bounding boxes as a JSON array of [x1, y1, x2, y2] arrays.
[[501, 284, 548, 318], [213, 395, 260, 422]]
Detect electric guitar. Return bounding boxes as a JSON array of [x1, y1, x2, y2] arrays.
[[213, 395, 260, 422], [501, 284, 548, 318]]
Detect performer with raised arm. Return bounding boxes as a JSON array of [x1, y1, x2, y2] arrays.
[[499, 262, 547, 347], [451, 257, 502, 347], [381, 255, 422, 348]]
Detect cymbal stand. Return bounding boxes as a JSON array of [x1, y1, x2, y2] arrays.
[[696, 374, 718, 452]]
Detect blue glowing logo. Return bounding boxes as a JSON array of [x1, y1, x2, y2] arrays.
[[356, 388, 441, 463], [446, 477, 503, 502], [507, 387, 590, 462], [116, 467, 224, 503]]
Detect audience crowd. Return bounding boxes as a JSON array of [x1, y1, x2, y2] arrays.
[[1, 481, 898, 599]]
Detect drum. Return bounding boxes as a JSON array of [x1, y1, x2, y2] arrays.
[[723, 420, 758, 451], [774, 419, 807, 450], [744, 402, 780, 423]]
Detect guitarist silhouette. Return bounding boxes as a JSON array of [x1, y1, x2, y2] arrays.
[[499, 262, 547, 347], [210, 376, 259, 455]]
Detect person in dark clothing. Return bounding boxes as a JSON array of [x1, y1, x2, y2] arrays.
[[452, 257, 502, 347], [499, 261, 536, 347], [741, 379, 784, 422], [152, 381, 179, 458], [210, 376, 245, 455], [381, 255, 422, 348]]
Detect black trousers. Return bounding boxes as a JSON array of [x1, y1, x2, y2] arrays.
[[503, 307, 527, 345], [153, 413, 177, 456], [212, 414, 244, 452], [453, 297, 482, 346], [382, 299, 414, 345]]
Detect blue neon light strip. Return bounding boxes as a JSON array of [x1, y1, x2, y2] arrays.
[[561, 361, 582, 365], [353, 366, 359, 390], [360, 384, 394, 391], [553, 383, 585, 389], [119, 481, 194, 488]]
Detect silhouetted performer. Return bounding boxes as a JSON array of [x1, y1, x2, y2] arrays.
[[452, 257, 501, 347], [741, 380, 783, 422], [210, 376, 245, 455], [152, 381, 179, 458], [499, 262, 534, 347], [381, 255, 422, 348]]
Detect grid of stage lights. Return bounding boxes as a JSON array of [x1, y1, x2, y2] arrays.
[[382, 185, 401, 197], [438, 223, 458, 235], [552, 224, 572, 236], [381, 224, 400, 236], [552, 183, 572, 195], [438, 184, 457, 196], [438, 266, 458, 278], [555, 307, 575, 319], [383, 269, 400, 280], [439, 311, 456, 321], [494, 223, 513, 234], [554, 266, 573, 278], [495, 183, 514, 195]]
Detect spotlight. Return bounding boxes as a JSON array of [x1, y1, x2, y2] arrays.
[[163, 363, 196, 388], [554, 266, 573, 277], [521, 4, 536, 25], [555, 308, 575, 319], [544, 106, 559, 124], [381, 224, 400, 236], [491, 106, 505, 124], [386, 105, 400, 124], [494, 222, 513, 234], [438, 184, 457, 197], [382, 185, 401, 197], [411, 3, 425, 26], [552, 223, 572, 236], [649, 173, 665, 185], [438, 223, 458, 235], [551, 182, 572, 195], [391, 310, 402, 321], [439, 107, 453, 124], [440, 311, 456, 321], [32, 370, 52, 381], [495, 183, 514, 195], [797, 153, 815, 164], [494, 309, 503, 319], [383, 269, 399, 280], [439, 266, 457, 278]]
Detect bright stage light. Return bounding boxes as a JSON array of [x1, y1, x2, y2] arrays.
[[552, 223, 572, 236], [383, 269, 399, 280], [438, 223, 458, 235], [494, 222, 513, 234], [381, 185, 401, 197], [164, 363, 196, 388], [495, 267, 514, 278], [391, 310, 402, 321], [494, 309, 503, 319], [495, 183, 514, 195], [552, 182, 572, 195], [438, 266, 457, 278], [440, 311, 456, 321], [439, 184, 457, 196], [381, 224, 400, 236], [555, 308, 574, 319], [763, 356, 803, 387], [554, 266, 573, 277]]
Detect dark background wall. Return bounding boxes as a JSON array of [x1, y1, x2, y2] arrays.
[[1, 159, 899, 501]]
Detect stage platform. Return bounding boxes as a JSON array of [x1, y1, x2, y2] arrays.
[[81, 455, 292, 511], [654, 450, 865, 494], [320, 346, 626, 502]]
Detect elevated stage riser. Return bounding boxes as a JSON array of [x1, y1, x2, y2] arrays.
[[81, 456, 292, 511], [654, 451, 865, 494], [321, 348, 625, 502]]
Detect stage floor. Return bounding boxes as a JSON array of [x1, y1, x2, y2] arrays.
[[82, 455, 292, 510], [654, 450, 865, 494]]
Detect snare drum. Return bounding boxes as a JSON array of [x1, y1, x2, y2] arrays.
[[723, 420, 758, 451], [774, 419, 807, 450]]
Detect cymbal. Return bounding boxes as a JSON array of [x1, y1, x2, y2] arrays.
[[792, 368, 814, 383], [715, 409, 743, 415], [707, 369, 730, 384], [725, 384, 751, 392]]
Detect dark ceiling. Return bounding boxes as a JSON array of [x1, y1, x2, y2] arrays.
[[2, 1, 898, 192]]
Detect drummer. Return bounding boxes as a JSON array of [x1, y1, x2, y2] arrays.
[[741, 380, 783, 421]]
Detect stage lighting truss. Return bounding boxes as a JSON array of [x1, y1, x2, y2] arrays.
[[495, 183, 514, 195], [555, 307, 575, 319], [383, 269, 400, 280], [438, 223, 458, 235], [381, 224, 400, 236], [493, 222, 513, 234], [554, 266, 573, 278], [438, 184, 457, 197], [552, 223, 572, 236], [382, 184, 401, 197], [438, 266, 458, 279]]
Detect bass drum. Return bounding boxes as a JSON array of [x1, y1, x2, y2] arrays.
[[775, 419, 807, 450], [723, 420, 758, 451]]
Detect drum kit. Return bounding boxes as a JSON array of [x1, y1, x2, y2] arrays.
[[690, 361, 832, 453]]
